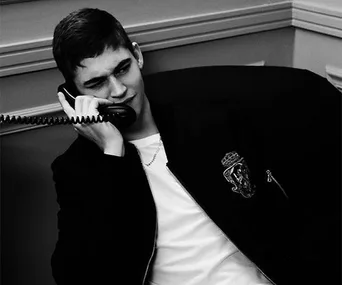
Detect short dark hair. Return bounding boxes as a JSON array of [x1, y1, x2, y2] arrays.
[[52, 8, 134, 81]]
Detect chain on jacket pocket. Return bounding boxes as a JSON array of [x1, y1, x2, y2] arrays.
[[266, 170, 289, 199]]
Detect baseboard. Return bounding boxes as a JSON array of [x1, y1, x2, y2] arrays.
[[0, 2, 291, 77]]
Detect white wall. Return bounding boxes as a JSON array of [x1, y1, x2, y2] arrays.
[[292, 0, 342, 88], [142, 28, 294, 75], [293, 29, 342, 77]]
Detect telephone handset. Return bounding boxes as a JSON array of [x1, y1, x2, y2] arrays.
[[0, 83, 136, 129], [58, 83, 136, 129]]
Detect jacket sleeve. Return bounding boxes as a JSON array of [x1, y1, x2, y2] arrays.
[[50, 141, 144, 284], [284, 74, 341, 285]]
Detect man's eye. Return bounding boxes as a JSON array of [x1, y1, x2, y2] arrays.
[[116, 63, 130, 76], [89, 80, 104, 89]]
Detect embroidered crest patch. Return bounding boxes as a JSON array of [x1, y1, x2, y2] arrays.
[[221, 151, 255, 198]]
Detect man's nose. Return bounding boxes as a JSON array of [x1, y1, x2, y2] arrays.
[[109, 75, 127, 99]]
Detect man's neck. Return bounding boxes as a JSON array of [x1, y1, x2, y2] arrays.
[[122, 99, 159, 141]]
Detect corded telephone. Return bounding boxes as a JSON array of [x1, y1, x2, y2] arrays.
[[0, 83, 136, 129]]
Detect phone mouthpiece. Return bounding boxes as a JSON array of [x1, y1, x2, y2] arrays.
[[98, 104, 136, 129]]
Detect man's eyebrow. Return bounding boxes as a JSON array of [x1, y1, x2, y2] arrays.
[[83, 75, 106, 87], [114, 58, 132, 73], [83, 58, 132, 87]]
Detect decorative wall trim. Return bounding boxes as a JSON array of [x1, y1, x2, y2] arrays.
[[0, 38, 54, 77], [292, 1, 342, 38], [2, 1, 342, 78], [1, 102, 62, 117], [326, 65, 342, 92], [0, 103, 63, 136], [128, 3, 291, 51], [0, 2, 291, 77]]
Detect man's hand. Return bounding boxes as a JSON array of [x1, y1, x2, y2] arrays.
[[57, 92, 125, 157]]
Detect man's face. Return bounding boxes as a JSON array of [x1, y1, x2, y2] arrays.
[[73, 45, 146, 122]]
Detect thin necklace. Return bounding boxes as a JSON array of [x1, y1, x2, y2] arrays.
[[144, 137, 162, 166]]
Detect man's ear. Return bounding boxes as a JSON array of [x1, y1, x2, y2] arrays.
[[132, 42, 144, 69]]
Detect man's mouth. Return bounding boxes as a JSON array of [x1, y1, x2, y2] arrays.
[[119, 95, 135, 105]]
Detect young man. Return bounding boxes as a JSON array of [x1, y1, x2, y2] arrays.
[[51, 8, 341, 285]]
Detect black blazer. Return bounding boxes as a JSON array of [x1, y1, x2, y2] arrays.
[[51, 66, 341, 285]]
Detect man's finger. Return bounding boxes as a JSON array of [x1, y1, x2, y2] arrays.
[[88, 98, 114, 115], [57, 92, 76, 118]]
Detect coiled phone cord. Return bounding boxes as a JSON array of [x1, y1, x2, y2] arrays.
[[0, 114, 114, 125]]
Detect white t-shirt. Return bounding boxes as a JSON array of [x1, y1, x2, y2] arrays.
[[130, 133, 272, 285]]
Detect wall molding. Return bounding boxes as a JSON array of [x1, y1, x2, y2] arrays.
[[0, 39, 55, 77], [0, 2, 291, 77], [2, 1, 342, 78], [0, 103, 63, 136], [292, 1, 342, 38]]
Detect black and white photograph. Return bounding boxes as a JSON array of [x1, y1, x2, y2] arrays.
[[1, 0, 341, 284]]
